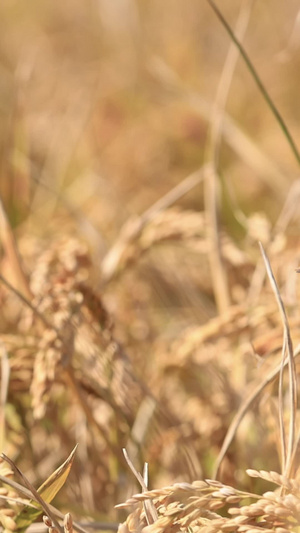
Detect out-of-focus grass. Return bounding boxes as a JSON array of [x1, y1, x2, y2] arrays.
[[1, 1, 299, 224], [1, 0, 300, 528]]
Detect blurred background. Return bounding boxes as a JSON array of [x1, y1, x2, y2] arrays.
[[1, 0, 300, 528], [1, 0, 300, 225]]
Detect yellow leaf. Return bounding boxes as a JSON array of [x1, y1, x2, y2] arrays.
[[37, 444, 78, 502], [15, 445, 77, 532]]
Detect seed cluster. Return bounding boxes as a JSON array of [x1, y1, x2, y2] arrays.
[[117, 471, 300, 533]]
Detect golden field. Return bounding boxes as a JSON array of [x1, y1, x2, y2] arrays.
[[0, 2, 300, 532]]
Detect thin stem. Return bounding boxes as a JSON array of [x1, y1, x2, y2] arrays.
[[207, 0, 300, 168]]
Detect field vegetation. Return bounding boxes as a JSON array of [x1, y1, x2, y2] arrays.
[[0, 1, 300, 533]]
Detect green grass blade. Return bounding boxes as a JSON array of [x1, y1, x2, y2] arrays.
[[207, 0, 300, 168]]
